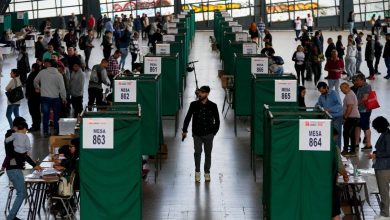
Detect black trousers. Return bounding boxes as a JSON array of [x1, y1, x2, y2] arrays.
[[295, 64, 306, 85], [71, 96, 83, 118], [343, 118, 360, 152], [27, 97, 41, 129], [103, 47, 111, 60], [88, 88, 103, 109], [131, 52, 137, 66], [367, 59, 375, 76], [375, 55, 381, 73], [312, 62, 322, 85], [84, 48, 92, 68]]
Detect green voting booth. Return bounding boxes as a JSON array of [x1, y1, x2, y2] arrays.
[[263, 106, 334, 220], [10, 12, 29, 31], [143, 54, 180, 133], [0, 14, 12, 32], [251, 74, 298, 162], [80, 106, 142, 220]]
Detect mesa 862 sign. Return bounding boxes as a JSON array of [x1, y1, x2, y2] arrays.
[[83, 118, 114, 149], [299, 119, 331, 151], [144, 57, 162, 75]]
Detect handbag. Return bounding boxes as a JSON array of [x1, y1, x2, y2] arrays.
[[5, 79, 24, 103], [364, 90, 380, 111]]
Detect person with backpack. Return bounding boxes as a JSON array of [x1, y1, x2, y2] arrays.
[[3, 118, 42, 220], [88, 59, 110, 108]]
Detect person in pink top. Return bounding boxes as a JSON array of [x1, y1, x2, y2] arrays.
[[325, 49, 344, 94], [87, 15, 95, 30]]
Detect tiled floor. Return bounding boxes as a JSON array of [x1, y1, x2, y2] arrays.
[[0, 29, 389, 220]]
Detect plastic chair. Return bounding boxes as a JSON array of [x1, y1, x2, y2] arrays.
[[48, 171, 77, 219]]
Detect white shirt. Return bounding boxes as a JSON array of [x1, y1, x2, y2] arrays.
[[346, 45, 357, 58], [295, 20, 302, 30], [307, 17, 313, 27]]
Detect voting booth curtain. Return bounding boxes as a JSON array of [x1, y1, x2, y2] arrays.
[[263, 108, 334, 220], [234, 54, 266, 116], [251, 75, 298, 156], [112, 75, 163, 155], [0, 15, 12, 32], [224, 41, 244, 76], [80, 115, 142, 220]]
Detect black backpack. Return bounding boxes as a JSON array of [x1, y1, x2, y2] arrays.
[[78, 35, 86, 50]]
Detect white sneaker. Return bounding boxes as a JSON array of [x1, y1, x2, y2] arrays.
[[195, 172, 201, 182], [204, 173, 210, 182], [375, 215, 390, 220]]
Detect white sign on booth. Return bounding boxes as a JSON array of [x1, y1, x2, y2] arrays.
[[17, 12, 24, 19], [0, 16, 4, 23], [274, 80, 297, 102], [144, 57, 162, 74], [243, 43, 257, 55], [163, 35, 175, 42], [299, 119, 331, 151], [232, 26, 242, 32], [235, 32, 247, 42], [167, 28, 178, 34], [156, 44, 170, 55], [171, 18, 180, 23], [225, 17, 233, 21], [167, 22, 177, 28], [228, 21, 238, 26], [83, 118, 114, 149], [251, 57, 268, 74], [114, 80, 137, 103], [178, 14, 186, 19]]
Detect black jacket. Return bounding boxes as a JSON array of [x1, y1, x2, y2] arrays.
[[25, 70, 40, 100], [325, 43, 336, 59], [383, 40, 390, 58], [183, 100, 220, 136], [4, 140, 36, 170]]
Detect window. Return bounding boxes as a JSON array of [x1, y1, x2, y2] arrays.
[[353, 0, 388, 22], [182, 0, 254, 21], [103, 0, 175, 18]]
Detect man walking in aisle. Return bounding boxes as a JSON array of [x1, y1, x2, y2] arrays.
[[384, 33, 390, 79], [182, 86, 220, 183]]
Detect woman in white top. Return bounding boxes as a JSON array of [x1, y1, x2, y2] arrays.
[[294, 17, 302, 41], [345, 38, 357, 79], [5, 69, 22, 128], [292, 45, 306, 85]]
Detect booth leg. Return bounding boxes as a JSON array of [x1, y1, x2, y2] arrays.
[[234, 115, 237, 136], [175, 111, 179, 137]]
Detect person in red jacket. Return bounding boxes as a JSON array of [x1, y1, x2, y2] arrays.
[[87, 14, 95, 31], [325, 49, 344, 94]]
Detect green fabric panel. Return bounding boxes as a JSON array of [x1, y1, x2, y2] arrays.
[[269, 121, 301, 220], [169, 42, 185, 92], [0, 15, 12, 32], [175, 34, 188, 76], [263, 109, 334, 220], [224, 42, 243, 75], [80, 117, 142, 220], [234, 55, 262, 115], [111, 76, 163, 155], [252, 76, 297, 156], [161, 56, 180, 116]]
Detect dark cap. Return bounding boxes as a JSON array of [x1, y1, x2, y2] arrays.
[[198, 86, 210, 93]]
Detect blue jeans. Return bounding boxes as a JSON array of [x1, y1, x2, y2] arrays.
[[6, 169, 26, 220], [332, 116, 343, 148], [349, 22, 354, 35], [119, 48, 129, 70], [385, 57, 390, 77], [6, 104, 20, 128], [327, 79, 340, 94], [41, 97, 61, 134]]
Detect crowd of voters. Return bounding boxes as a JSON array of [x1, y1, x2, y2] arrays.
[[0, 9, 389, 220]]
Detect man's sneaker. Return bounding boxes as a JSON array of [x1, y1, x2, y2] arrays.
[[195, 172, 201, 182], [341, 150, 349, 156], [385, 75, 390, 79], [204, 173, 210, 182], [367, 75, 375, 80], [361, 145, 373, 151], [345, 151, 357, 157], [0, 170, 4, 176]]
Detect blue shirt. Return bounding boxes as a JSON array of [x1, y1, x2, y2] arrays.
[[316, 90, 343, 118]]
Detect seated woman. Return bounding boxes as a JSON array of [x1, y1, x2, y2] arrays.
[[54, 138, 80, 190]]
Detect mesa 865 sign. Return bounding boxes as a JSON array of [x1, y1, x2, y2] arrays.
[[144, 57, 162, 75], [82, 118, 114, 149], [299, 119, 331, 151]]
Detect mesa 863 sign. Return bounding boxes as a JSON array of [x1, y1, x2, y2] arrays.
[[144, 57, 162, 74], [83, 118, 114, 149], [299, 119, 331, 151]]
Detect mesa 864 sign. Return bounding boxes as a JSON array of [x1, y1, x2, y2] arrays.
[[299, 119, 331, 151]]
